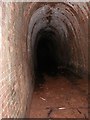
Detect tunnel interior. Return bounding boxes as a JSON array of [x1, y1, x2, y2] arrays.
[[36, 28, 58, 75], [28, 3, 88, 88], [35, 27, 74, 74], [29, 3, 88, 118], [34, 28, 79, 87], [1, 2, 89, 118]]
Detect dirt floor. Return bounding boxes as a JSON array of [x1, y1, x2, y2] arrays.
[[28, 74, 88, 118]]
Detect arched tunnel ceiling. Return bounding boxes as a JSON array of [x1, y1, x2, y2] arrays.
[[26, 2, 89, 77]]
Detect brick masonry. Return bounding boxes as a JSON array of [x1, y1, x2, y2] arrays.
[[0, 3, 35, 118]]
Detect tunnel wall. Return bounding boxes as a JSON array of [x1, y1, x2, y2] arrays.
[[0, 2, 89, 118], [1, 3, 35, 118]]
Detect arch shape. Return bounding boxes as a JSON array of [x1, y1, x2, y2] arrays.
[[27, 2, 89, 80]]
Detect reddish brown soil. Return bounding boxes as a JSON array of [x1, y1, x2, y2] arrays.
[[28, 75, 88, 118]]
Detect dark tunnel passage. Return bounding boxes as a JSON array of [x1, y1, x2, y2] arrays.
[[34, 27, 81, 86], [36, 29, 58, 75], [27, 3, 88, 118], [28, 3, 89, 88]]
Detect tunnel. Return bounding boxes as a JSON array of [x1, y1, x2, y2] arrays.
[[1, 2, 89, 118], [36, 29, 58, 74]]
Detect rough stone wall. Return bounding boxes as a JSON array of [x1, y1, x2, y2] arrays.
[[0, 3, 34, 118]]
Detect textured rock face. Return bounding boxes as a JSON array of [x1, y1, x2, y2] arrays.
[[0, 2, 89, 118]]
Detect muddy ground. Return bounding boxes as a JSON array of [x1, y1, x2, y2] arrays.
[[27, 74, 88, 118]]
